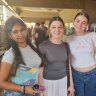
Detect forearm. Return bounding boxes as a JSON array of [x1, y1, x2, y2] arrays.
[[0, 80, 21, 92], [70, 68, 74, 86], [0, 63, 38, 95], [0, 80, 39, 95], [69, 55, 74, 87], [0, 63, 22, 92], [38, 67, 44, 85]]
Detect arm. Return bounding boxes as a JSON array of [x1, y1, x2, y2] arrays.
[[0, 62, 22, 91], [69, 54, 74, 87], [68, 54, 75, 96], [0, 62, 39, 95], [38, 67, 44, 96], [38, 45, 45, 96], [38, 67, 44, 85]]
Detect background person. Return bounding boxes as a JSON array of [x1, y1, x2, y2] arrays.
[[40, 21, 49, 40], [67, 12, 96, 96], [33, 22, 48, 48]]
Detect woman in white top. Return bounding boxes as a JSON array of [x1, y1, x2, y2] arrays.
[[0, 16, 43, 96], [67, 12, 96, 96]]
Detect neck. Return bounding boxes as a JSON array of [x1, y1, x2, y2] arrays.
[[75, 31, 87, 36], [49, 38, 62, 44], [18, 42, 27, 48]]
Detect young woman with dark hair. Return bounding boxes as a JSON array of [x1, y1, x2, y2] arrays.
[[0, 16, 43, 96]]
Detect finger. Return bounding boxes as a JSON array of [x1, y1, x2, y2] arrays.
[[31, 91, 37, 95], [69, 92, 73, 96], [34, 90, 40, 94], [70, 93, 74, 96], [32, 93, 36, 95]]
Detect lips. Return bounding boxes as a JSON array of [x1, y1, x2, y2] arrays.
[[17, 36, 26, 39], [53, 31, 61, 35]]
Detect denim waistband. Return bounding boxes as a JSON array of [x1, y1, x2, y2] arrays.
[[72, 68, 96, 75]]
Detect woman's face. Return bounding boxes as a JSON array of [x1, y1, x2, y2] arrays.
[[74, 15, 88, 33], [10, 24, 28, 44], [49, 21, 64, 39]]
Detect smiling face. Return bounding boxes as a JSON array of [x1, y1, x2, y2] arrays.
[[73, 15, 89, 34], [49, 20, 64, 40], [10, 23, 28, 45]]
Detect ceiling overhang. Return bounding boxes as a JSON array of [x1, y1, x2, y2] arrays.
[[5, 0, 84, 9], [1, 0, 96, 23]]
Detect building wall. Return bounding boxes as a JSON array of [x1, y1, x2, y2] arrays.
[[0, 6, 15, 49]]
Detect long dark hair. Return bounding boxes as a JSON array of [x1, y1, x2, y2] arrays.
[[4, 16, 41, 76]]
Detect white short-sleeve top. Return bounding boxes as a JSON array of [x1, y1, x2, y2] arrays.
[[67, 32, 96, 68], [2, 45, 41, 68]]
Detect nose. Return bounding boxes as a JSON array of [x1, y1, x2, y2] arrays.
[[78, 22, 83, 28], [55, 27, 59, 31], [17, 31, 22, 36]]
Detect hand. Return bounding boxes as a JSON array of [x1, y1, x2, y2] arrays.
[[25, 86, 40, 95], [68, 85, 75, 96], [40, 92, 44, 96]]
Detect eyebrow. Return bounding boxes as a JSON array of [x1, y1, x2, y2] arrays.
[[75, 19, 87, 22]]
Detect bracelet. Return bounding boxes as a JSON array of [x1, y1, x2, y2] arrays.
[[21, 85, 25, 94], [23, 86, 25, 94]]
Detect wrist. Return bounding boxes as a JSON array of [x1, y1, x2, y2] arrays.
[[70, 84, 74, 87], [21, 85, 25, 94]]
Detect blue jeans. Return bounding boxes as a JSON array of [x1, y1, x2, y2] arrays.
[[72, 68, 96, 96]]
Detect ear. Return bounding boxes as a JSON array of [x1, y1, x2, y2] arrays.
[[86, 24, 89, 31]]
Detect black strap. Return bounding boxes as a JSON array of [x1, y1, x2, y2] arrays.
[[65, 42, 70, 88], [0, 53, 4, 63]]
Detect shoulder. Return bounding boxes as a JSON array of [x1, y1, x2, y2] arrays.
[[83, 32, 96, 40], [90, 32, 96, 37], [39, 40, 49, 47], [38, 40, 49, 52], [2, 48, 14, 64], [63, 41, 69, 48], [89, 32, 96, 42], [4, 48, 13, 56]]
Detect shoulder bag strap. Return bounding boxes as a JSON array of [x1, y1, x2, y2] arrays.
[[65, 42, 70, 88]]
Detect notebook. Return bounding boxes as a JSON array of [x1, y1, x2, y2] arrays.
[[11, 64, 39, 86]]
